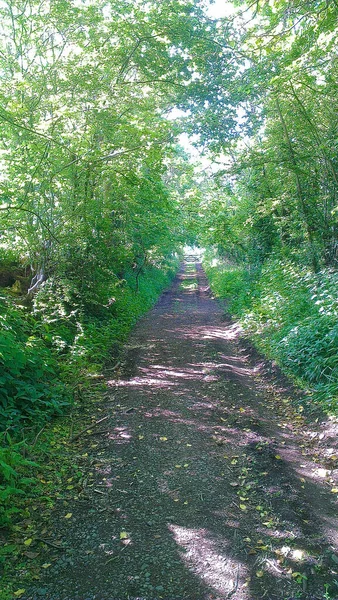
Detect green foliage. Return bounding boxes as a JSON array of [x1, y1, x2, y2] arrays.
[[0, 432, 38, 527], [184, 0, 338, 274], [0, 295, 70, 430], [32, 258, 178, 373], [194, 0, 338, 417], [0, 0, 194, 433], [205, 255, 338, 413], [0, 0, 231, 277], [203, 250, 257, 314]]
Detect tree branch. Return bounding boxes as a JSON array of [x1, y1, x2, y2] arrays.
[[0, 205, 59, 242], [0, 110, 76, 156]]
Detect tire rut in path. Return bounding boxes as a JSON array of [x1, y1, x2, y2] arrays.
[[24, 258, 338, 600]]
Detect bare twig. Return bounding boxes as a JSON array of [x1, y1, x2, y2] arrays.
[[105, 544, 128, 564], [69, 415, 109, 443], [30, 426, 46, 448], [105, 361, 121, 372], [36, 537, 65, 550], [265, 559, 283, 574], [227, 564, 240, 598]]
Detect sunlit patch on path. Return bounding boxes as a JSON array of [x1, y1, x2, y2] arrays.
[[168, 524, 247, 596]]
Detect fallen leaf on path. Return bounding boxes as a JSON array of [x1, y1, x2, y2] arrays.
[[24, 551, 40, 559], [263, 520, 274, 527], [24, 538, 33, 546]]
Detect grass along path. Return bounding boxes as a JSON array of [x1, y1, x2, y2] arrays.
[[15, 258, 338, 600]]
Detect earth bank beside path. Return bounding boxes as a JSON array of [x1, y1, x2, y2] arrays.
[[21, 259, 338, 600]]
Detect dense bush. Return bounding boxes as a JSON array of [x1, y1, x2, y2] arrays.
[[33, 258, 179, 371], [204, 253, 338, 413], [0, 295, 69, 431]]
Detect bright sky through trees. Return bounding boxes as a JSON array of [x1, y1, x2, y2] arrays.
[[206, 0, 235, 18]]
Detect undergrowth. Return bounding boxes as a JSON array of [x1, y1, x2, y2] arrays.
[[0, 295, 70, 432], [204, 252, 338, 414], [32, 260, 178, 382]]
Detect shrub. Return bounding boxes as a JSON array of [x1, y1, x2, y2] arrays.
[[0, 295, 70, 431]]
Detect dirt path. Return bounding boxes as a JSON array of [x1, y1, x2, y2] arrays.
[[23, 259, 338, 600]]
